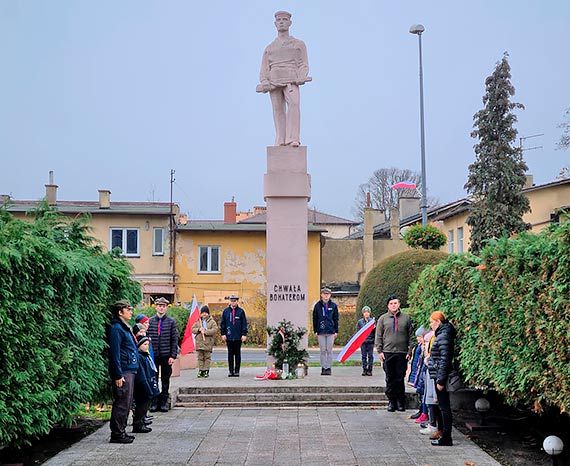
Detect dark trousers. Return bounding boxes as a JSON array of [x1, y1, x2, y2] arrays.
[[435, 385, 453, 440], [133, 397, 151, 428], [360, 342, 374, 371], [109, 372, 135, 437], [227, 339, 242, 374], [383, 352, 407, 403], [154, 355, 173, 400]]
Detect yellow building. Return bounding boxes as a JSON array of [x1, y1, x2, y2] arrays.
[[3, 184, 178, 304], [407, 177, 570, 253], [174, 202, 324, 311]]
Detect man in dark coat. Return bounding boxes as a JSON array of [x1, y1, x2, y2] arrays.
[[220, 295, 248, 377], [375, 294, 414, 412], [107, 299, 139, 443], [147, 297, 178, 412]]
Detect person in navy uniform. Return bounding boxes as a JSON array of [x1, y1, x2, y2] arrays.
[[107, 299, 139, 444], [220, 295, 248, 377], [312, 288, 339, 375]]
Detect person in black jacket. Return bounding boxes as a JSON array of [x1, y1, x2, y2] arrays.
[[132, 335, 160, 433], [220, 295, 248, 377], [107, 299, 139, 444], [312, 288, 339, 376], [428, 310, 456, 447], [147, 297, 178, 412]]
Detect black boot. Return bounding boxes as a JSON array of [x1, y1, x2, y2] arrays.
[[387, 400, 396, 412], [204, 370, 209, 378], [132, 424, 152, 433], [397, 399, 406, 412], [149, 398, 158, 413], [159, 396, 169, 412]]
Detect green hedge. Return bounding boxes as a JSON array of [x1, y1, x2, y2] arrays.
[[357, 249, 447, 316], [408, 223, 570, 412], [0, 206, 140, 447]]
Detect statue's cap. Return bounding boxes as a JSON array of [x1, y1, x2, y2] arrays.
[[274, 11, 291, 19]]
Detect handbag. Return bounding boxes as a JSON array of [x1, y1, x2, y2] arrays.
[[445, 370, 464, 392]]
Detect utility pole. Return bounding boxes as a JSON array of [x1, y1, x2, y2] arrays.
[[169, 169, 176, 291]]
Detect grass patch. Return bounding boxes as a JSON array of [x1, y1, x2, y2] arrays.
[[73, 403, 112, 422]]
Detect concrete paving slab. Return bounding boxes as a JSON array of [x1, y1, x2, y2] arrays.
[[43, 366, 501, 466]]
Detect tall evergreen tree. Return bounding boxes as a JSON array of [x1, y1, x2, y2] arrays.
[[464, 54, 530, 255]]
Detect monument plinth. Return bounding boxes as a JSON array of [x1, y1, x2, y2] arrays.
[[264, 146, 310, 347]]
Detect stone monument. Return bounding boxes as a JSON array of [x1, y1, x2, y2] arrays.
[[259, 11, 311, 356], [257, 10, 311, 147]]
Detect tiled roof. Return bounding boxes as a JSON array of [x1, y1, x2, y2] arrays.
[[176, 222, 326, 232], [240, 208, 358, 226], [4, 200, 173, 215]]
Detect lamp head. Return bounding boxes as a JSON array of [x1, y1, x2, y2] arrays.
[[409, 24, 425, 35], [475, 398, 491, 413], [543, 435, 564, 456]]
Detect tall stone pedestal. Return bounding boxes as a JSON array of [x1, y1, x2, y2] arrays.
[[264, 146, 311, 359]]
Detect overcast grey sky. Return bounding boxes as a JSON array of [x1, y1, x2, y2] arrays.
[[1, 1, 568, 221]]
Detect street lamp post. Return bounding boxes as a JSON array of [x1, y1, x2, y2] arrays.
[[409, 24, 428, 226]]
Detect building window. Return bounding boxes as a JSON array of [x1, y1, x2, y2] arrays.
[[110, 228, 139, 256], [457, 227, 464, 253], [153, 228, 164, 256], [199, 246, 220, 273], [447, 230, 454, 253]]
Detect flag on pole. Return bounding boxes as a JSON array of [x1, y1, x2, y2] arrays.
[[337, 318, 376, 362], [392, 181, 417, 190], [181, 295, 200, 355]]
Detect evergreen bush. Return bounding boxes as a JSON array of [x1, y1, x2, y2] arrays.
[[0, 206, 140, 447], [356, 249, 447, 317], [403, 224, 447, 250], [408, 223, 570, 412]]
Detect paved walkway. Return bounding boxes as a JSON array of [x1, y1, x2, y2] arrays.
[[44, 366, 501, 466]]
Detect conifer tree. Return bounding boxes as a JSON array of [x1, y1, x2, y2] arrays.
[[464, 54, 530, 255]]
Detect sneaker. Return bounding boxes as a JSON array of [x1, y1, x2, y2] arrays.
[[429, 430, 442, 440], [414, 413, 429, 423], [431, 437, 453, 446], [420, 425, 438, 435], [410, 410, 422, 419], [419, 421, 430, 429]]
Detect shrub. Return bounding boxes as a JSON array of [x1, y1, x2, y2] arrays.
[[403, 224, 447, 250], [267, 319, 309, 370], [408, 222, 570, 412], [0, 206, 140, 447], [357, 249, 447, 317]]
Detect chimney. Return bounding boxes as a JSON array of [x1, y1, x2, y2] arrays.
[[389, 207, 400, 240], [224, 200, 237, 223], [98, 190, 111, 209], [524, 174, 534, 189], [44, 171, 58, 206], [253, 206, 267, 216], [398, 197, 421, 220]]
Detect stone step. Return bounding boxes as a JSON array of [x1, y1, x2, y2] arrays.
[[174, 385, 390, 408], [176, 399, 389, 408], [178, 385, 385, 395], [176, 392, 387, 403]]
